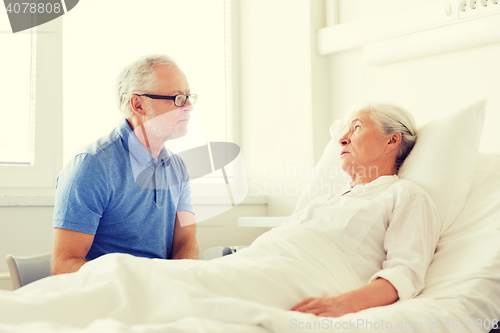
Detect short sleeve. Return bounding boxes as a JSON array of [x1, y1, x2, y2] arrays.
[[175, 158, 195, 214], [368, 183, 440, 301], [53, 153, 110, 235]]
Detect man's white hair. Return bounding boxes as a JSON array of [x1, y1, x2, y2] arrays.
[[116, 55, 178, 118]]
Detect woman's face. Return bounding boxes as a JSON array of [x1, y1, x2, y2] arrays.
[[338, 110, 392, 177]]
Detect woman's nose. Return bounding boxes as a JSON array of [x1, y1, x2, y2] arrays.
[[339, 133, 350, 146]]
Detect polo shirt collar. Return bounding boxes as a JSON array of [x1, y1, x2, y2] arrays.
[[118, 119, 170, 169]]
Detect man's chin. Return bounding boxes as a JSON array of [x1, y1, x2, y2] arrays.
[[164, 130, 188, 142]]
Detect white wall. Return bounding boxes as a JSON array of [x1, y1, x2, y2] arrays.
[[240, 0, 328, 217], [328, 1, 500, 154], [0, 207, 54, 272], [0, 206, 54, 290]]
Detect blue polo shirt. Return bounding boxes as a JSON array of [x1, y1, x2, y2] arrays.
[[53, 119, 194, 260]]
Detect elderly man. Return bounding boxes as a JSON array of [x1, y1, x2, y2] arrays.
[[52, 55, 198, 275]]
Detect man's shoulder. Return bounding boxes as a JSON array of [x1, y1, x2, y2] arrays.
[[62, 125, 128, 176], [78, 127, 123, 157]]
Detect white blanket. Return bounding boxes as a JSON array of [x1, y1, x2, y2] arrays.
[[0, 226, 493, 333], [0, 226, 365, 332], [1, 223, 490, 333]]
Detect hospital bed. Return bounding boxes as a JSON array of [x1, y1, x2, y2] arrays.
[[0, 100, 499, 332]]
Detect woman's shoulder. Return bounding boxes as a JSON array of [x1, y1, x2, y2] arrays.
[[390, 177, 434, 202]]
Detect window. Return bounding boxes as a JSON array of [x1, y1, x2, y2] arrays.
[[0, 12, 62, 191], [0, 19, 35, 166], [63, 0, 231, 163]]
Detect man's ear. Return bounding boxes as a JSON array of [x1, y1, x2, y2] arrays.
[[130, 95, 146, 116], [386, 132, 402, 153]]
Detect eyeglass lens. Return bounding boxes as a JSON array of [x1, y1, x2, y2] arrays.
[[174, 94, 197, 107]]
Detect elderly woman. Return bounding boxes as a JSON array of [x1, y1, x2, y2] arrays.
[[286, 103, 440, 317]]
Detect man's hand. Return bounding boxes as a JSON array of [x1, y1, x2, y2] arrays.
[[171, 211, 199, 259], [52, 228, 94, 275], [290, 278, 398, 317]]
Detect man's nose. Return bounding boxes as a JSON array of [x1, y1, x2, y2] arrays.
[[182, 103, 194, 112]]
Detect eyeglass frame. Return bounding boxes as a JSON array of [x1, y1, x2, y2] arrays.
[[137, 93, 198, 107]]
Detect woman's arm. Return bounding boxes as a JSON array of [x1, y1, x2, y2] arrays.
[[290, 278, 398, 317]]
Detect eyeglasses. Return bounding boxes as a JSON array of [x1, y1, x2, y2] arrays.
[[137, 93, 198, 107]]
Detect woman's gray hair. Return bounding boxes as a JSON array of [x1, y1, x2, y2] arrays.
[[362, 103, 417, 170], [116, 55, 178, 118]]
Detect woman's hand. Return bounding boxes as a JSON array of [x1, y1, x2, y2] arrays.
[[290, 278, 398, 317], [290, 295, 353, 317]]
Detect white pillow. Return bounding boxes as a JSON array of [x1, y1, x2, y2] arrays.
[[398, 99, 486, 232], [295, 100, 487, 233], [294, 119, 348, 212], [421, 153, 500, 321]]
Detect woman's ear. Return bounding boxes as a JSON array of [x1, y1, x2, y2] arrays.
[[386, 132, 402, 153], [130, 95, 146, 116]]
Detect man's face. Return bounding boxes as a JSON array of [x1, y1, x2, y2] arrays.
[[142, 65, 193, 142]]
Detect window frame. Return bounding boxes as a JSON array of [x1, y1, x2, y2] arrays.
[[0, 18, 62, 193], [178, 0, 246, 199]]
